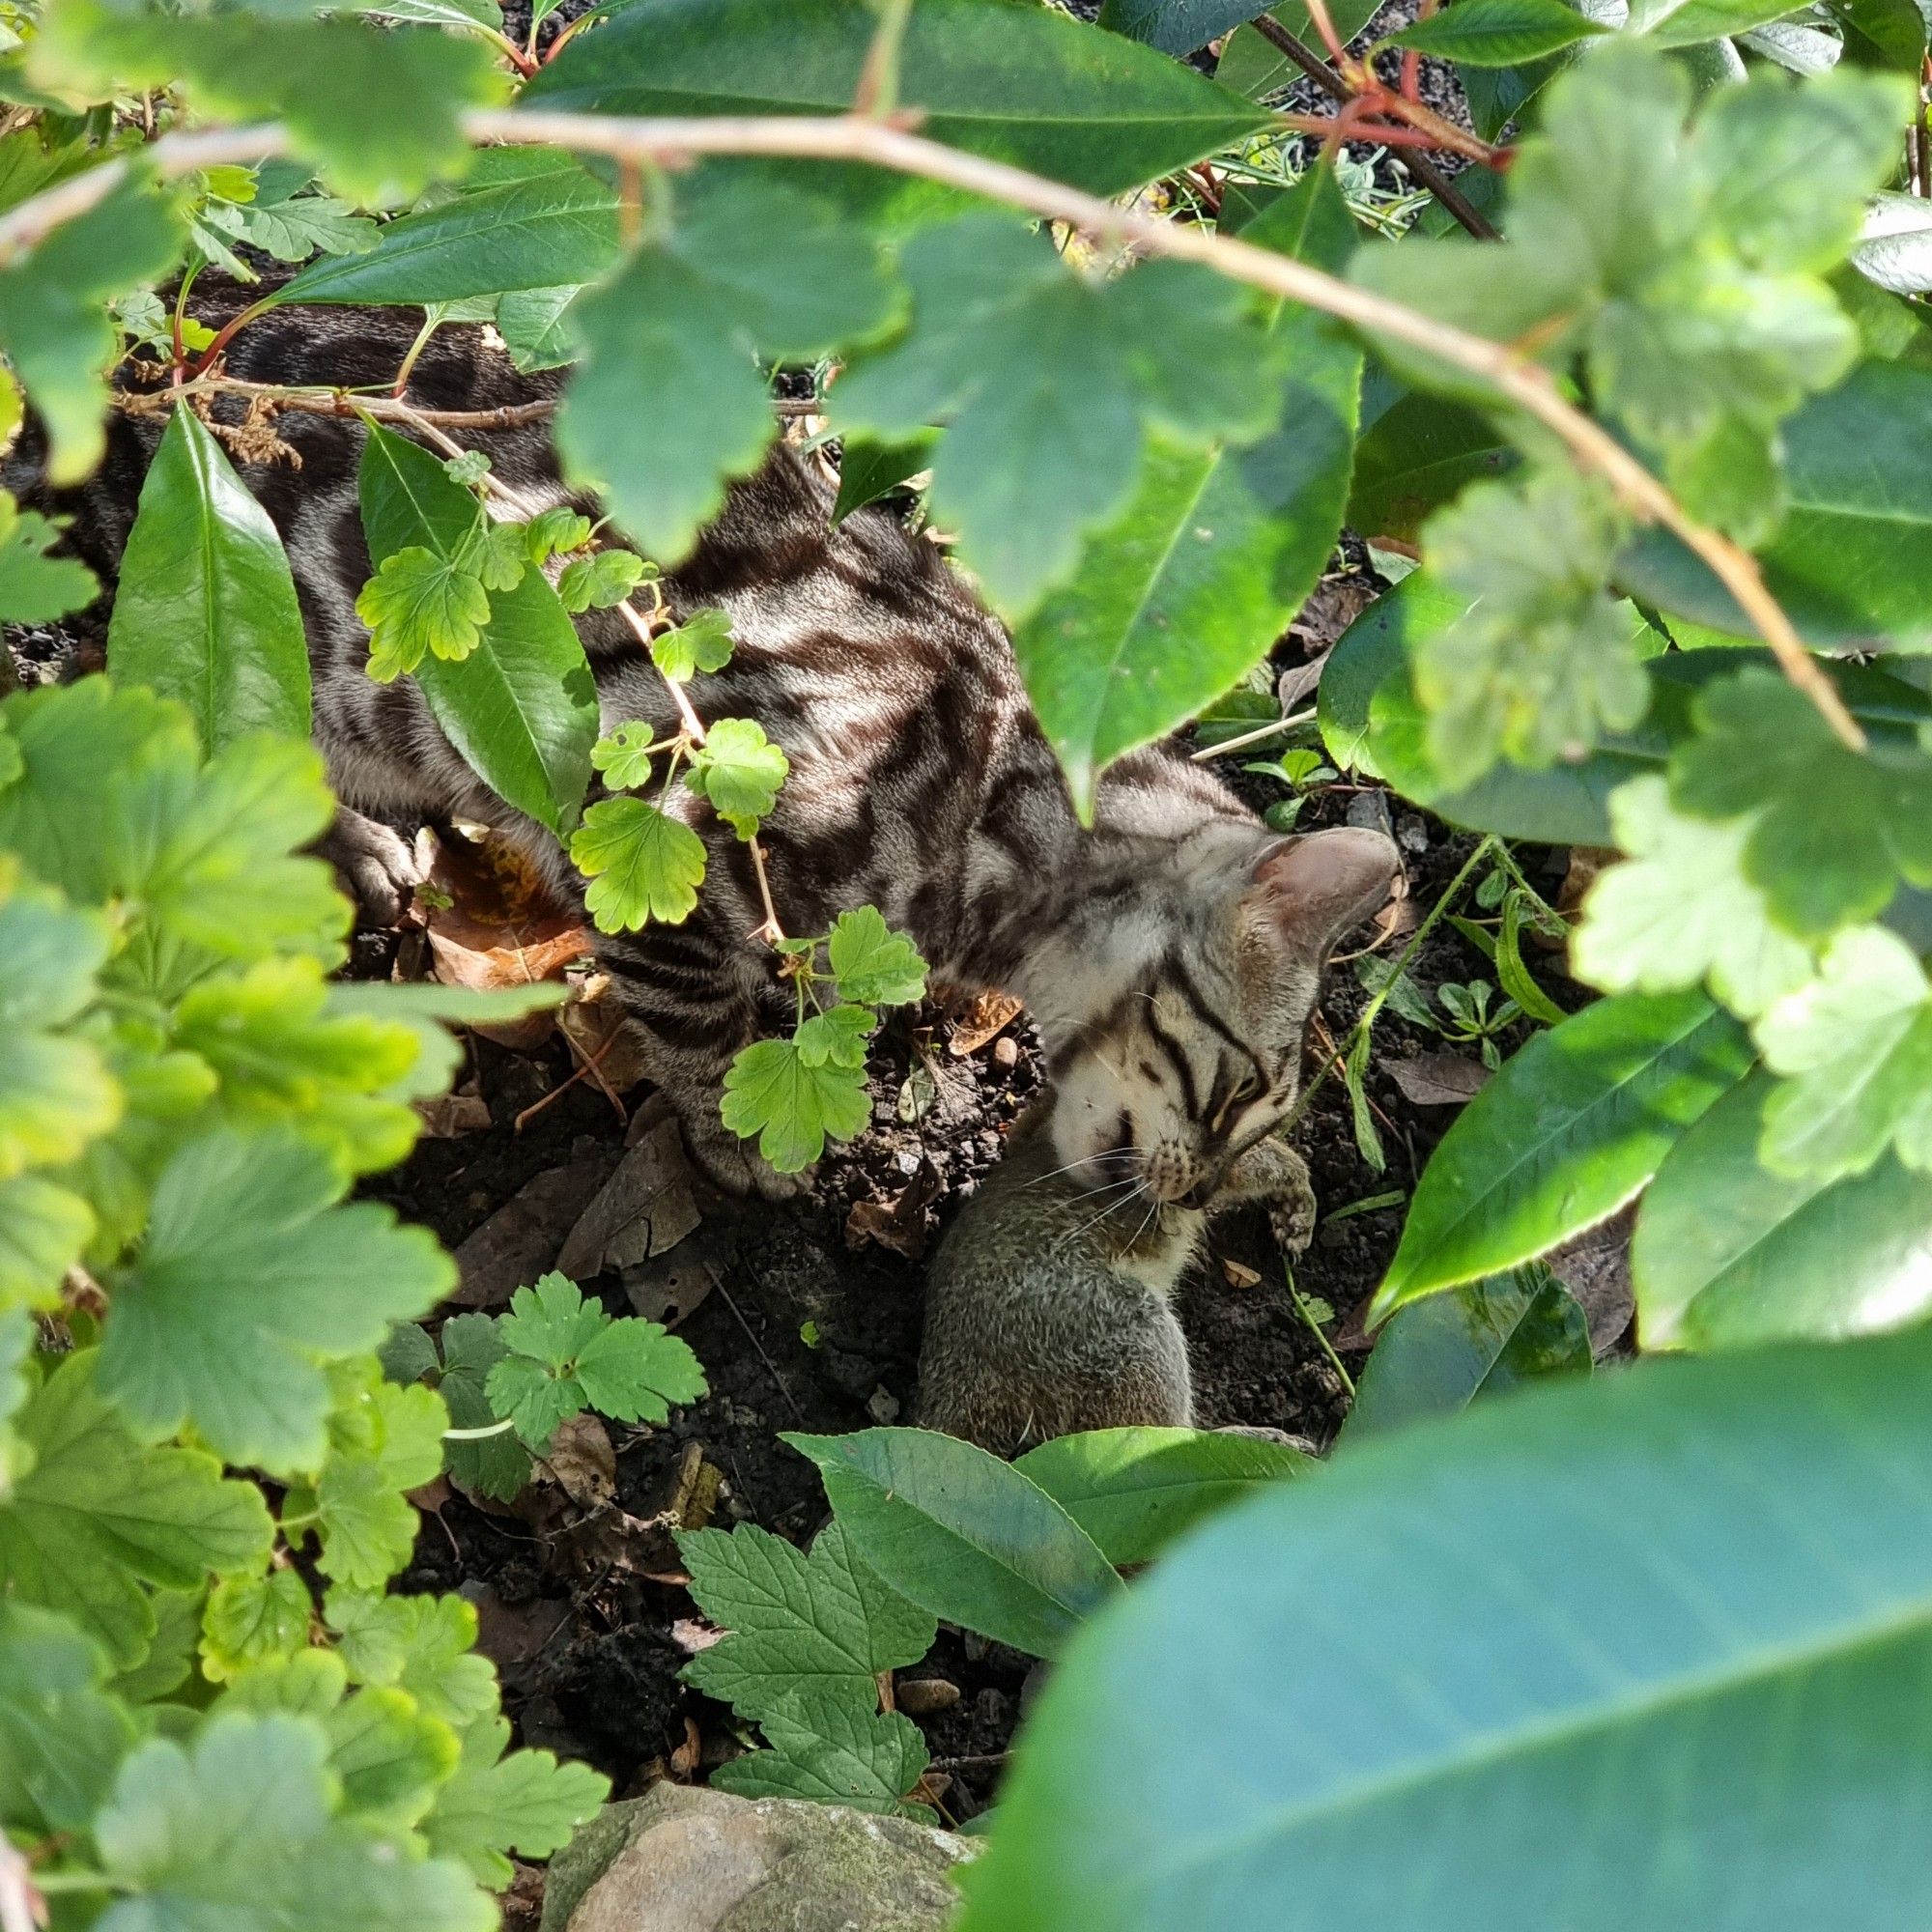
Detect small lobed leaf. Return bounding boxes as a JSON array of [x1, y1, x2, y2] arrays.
[[0, 491, 99, 625], [316, 1380, 450, 1586], [421, 1714, 611, 1888], [589, 722, 657, 790], [0, 1599, 138, 1836], [651, 609, 736, 682], [355, 545, 492, 682], [200, 1569, 313, 1683], [572, 1317, 707, 1424], [687, 717, 788, 838], [722, 1038, 872, 1174], [326, 1586, 500, 1733], [437, 1312, 531, 1500], [569, 796, 708, 933], [556, 547, 647, 613], [524, 505, 595, 563], [795, 1005, 876, 1071], [827, 906, 928, 1009]]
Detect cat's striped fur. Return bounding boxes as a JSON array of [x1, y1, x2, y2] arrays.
[[23, 278, 1399, 1197]]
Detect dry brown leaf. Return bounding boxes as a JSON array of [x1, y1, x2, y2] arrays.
[[448, 1149, 619, 1308], [670, 1618, 725, 1658], [416, 1091, 492, 1138], [947, 989, 1024, 1056], [844, 1158, 942, 1259], [665, 1440, 724, 1532], [1387, 1052, 1490, 1108], [540, 1413, 616, 1508], [558, 973, 654, 1095], [1221, 1257, 1263, 1290], [557, 1101, 701, 1282]]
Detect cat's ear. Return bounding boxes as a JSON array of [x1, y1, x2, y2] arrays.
[[1244, 828, 1401, 962]]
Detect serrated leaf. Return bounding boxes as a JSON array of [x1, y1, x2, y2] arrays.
[[678, 1519, 936, 1720], [355, 545, 492, 681], [650, 608, 735, 682], [0, 490, 99, 622], [574, 1316, 706, 1421], [479, 1350, 581, 1452], [0, 1172, 94, 1310], [1635, 1068, 1932, 1349], [0, 1351, 272, 1665], [317, 1382, 449, 1586], [795, 1005, 875, 1071], [827, 906, 927, 1009], [713, 1690, 933, 1820], [1388, 0, 1606, 64], [99, 1128, 455, 1473], [437, 1312, 530, 1500], [464, 519, 528, 594], [559, 183, 895, 559], [524, 505, 594, 565], [1753, 924, 1932, 1180], [106, 406, 310, 747], [1669, 668, 1932, 941], [325, 1685, 459, 1829], [201, 1569, 313, 1683], [1374, 992, 1753, 1317], [0, 1599, 138, 1835], [91, 1713, 492, 1932], [831, 216, 1274, 615], [569, 796, 707, 933], [497, 283, 582, 372], [1572, 774, 1815, 1016], [589, 722, 655, 790], [421, 1716, 610, 1887], [721, 1038, 871, 1173], [0, 1014, 118, 1180], [1011, 167, 1361, 811], [555, 547, 646, 613], [784, 1428, 1124, 1660], [326, 1587, 499, 1733], [687, 717, 788, 837]]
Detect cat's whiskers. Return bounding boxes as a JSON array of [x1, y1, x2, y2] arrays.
[[1055, 1177, 1150, 1256]]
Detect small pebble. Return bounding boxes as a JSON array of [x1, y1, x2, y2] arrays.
[[866, 1386, 901, 1425], [992, 1036, 1020, 1070], [962, 1631, 988, 1663], [896, 1677, 962, 1716]]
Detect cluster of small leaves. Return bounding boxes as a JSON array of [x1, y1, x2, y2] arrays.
[[0, 681, 599, 1921], [724, 909, 930, 1173]]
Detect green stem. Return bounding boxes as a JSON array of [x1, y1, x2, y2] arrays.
[[31, 1870, 121, 1895], [1286, 1261, 1356, 1398], [441, 1416, 519, 1441]]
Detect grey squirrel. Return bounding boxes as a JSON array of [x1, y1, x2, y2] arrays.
[[917, 827, 1399, 1457]]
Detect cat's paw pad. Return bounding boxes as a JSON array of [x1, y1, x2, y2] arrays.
[[1267, 1188, 1318, 1259]]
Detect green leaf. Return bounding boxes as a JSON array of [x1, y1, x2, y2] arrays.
[[678, 1519, 937, 1719], [497, 283, 582, 372], [1415, 468, 1646, 789], [99, 1128, 455, 1473], [356, 546, 492, 681], [421, 1716, 610, 1887], [286, 153, 617, 305], [1013, 1428, 1313, 1567], [1630, 0, 1833, 44], [1011, 168, 1361, 812], [589, 722, 655, 790], [464, 520, 529, 595], [568, 797, 708, 933], [1571, 774, 1815, 1016], [1341, 1264, 1590, 1443], [1374, 992, 1753, 1318], [523, 505, 594, 565], [650, 608, 735, 682], [832, 433, 937, 522], [555, 547, 646, 614], [687, 717, 788, 837], [0, 1172, 94, 1311], [106, 408, 310, 747], [0, 1600, 139, 1835], [795, 1004, 876, 1070], [1752, 924, 1932, 1181], [1388, 0, 1606, 65], [359, 424, 597, 836], [487, 1272, 705, 1448], [558, 183, 895, 560], [326, 1588, 499, 1733], [0, 174, 181, 484], [0, 1351, 272, 1666], [1634, 1069, 1932, 1349], [1347, 387, 1513, 544], [832, 216, 1274, 615], [783, 1428, 1124, 1659], [201, 1569, 313, 1682], [92, 1713, 491, 1932], [956, 1326, 1932, 1932], [827, 905, 927, 1008], [526, 0, 1269, 207], [316, 1381, 449, 1586], [1617, 360, 1932, 649], [1210, 2, 1385, 96], [437, 1312, 530, 1501], [712, 1691, 933, 1820], [0, 490, 99, 622], [34, 0, 504, 208], [1669, 668, 1932, 941], [325, 1685, 459, 1829], [1833, 0, 1929, 69], [0, 1014, 117, 1183], [722, 1039, 870, 1173]]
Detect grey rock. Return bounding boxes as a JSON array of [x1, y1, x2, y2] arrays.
[[543, 1784, 975, 1932]]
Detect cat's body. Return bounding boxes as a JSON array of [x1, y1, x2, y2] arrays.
[[23, 279, 1399, 1198]]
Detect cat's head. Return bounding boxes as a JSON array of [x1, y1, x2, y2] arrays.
[[1048, 827, 1400, 1208]]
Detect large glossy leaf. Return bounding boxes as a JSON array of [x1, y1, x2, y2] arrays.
[[523, 0, 1267, 211], [1388, 0, 1607, 65], [1634, 1069, 1932, 1349], [1629, 0, 1811, 44], [783, 1428, 1123, 1659], [1346, 387, 1513, 542], [1374, 991, 1753, 1318], [1010, 168, 1360, 813], [358, 423, 596, 836], [1213, 3, 1385, 98], [285, 151, 617, 306], [1617, 360, 1932, 649], [957, 1324, 1932, 1932], [1340, 1263, 1588, 1444], [104, 408, 309, 749], [1103, 0, 1379, 56], [1013, 1428, 1313, 1566]]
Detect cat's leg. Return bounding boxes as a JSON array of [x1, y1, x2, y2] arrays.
[[1212, 1136, 1319, 1257], [316, 808, 431, 925]]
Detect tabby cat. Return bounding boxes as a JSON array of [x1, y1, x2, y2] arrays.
[[22, 276, 1400, 1201]]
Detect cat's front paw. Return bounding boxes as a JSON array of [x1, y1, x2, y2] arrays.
[[681, 1116, 812, 1203], [318, 809, 431, 927], [1267, 1180, 1318, 1259]]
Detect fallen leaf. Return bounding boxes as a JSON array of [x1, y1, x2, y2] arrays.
[[1221, 1257, 1263, 1289], [1276, 651, 1329, 711], [1547, 1203, 1636, 1359], [1387, 1051, 1490, 1108], [556, 1099, 700, 1281], [622, 1238, 723, 1327], [416, 1090, 492, 1138], [449, 1148, 619, 1308], [1556, 844, 1617, 927], [537, 1412, 616, 1508], [558, 971, 653, 1095], [844, 1158, 942, 1259], [664, 1439, 724, 1532], [947, 989, 1025, 1056], [670, 1617, 725, 1657]]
